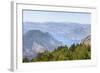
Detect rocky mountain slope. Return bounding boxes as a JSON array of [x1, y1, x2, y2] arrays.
[[81, 35, 91, 45], [23, 30, 62, 60]]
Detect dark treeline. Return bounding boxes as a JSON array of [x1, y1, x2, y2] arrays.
[[23, 43, 91, 62]]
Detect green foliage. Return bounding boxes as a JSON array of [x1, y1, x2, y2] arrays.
[[23, 44, 91, 62], [70, 44, 91, 60]]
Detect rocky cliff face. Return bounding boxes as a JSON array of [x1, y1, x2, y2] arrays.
[[81, 35, 91, 45]]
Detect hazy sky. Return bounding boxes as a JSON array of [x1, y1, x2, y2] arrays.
[[23, 10, 91, 24]]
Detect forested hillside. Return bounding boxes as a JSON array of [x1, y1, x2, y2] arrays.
[[23, 43, 91, 62]]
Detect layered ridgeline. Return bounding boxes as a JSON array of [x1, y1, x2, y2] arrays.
[[23, 22, 91, 41], [23, 30, 62, 60]]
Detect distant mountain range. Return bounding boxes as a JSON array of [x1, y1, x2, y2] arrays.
[[23, 22, 91, 34], [23, 30, 62, 60]]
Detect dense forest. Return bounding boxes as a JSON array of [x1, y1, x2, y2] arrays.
[[23, 43, 91, 62]]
